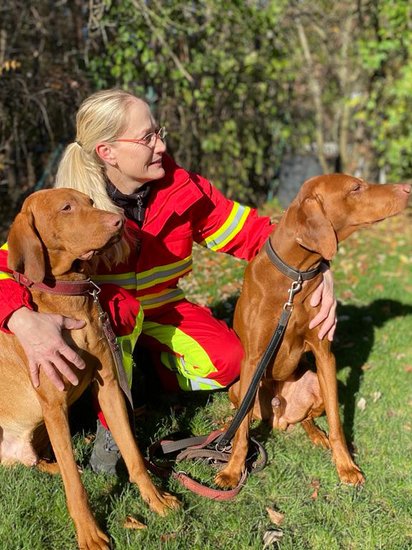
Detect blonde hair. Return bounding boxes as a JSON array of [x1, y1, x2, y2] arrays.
[[55, 89, 142, 263]]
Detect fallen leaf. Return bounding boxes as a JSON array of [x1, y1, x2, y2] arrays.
[[123, 516, 146, 530], [263, 528, 283, 548], [372, 391, 382, 403], [357, 397, 367, 411], [310, 479, 320, 500], [160, 533, 177, 542], [361, 364, 373, 371], [266, 507, 285, 526], [404, 365, 412, 373]]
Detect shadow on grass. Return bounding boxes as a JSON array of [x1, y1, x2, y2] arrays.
[[211, 294, 412, 444], [334, 298, 412, 442]]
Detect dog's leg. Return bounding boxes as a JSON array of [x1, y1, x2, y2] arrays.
[[214, 360, 255, 489], [301, 419, 330, 449], [93, 376, 180, 515], [315, 348, 364, 485], [39, 396, 110, 550]]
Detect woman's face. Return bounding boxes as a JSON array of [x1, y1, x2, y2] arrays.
[[98, 98, 166, 194]]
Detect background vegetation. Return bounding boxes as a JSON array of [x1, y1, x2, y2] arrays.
[[1, 0, 412, 232]]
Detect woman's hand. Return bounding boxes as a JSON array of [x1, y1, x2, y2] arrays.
[[309, 264, 337, 341], [7, 307, 86, 391]]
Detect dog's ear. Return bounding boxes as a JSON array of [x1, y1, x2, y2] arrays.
[[295, 196, 337, 260], [7, 211, 45, 283]]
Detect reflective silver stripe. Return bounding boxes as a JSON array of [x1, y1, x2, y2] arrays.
[[92, 273, 137, 289], [137, 256, 192, 290], [139, 288, 184, 308]]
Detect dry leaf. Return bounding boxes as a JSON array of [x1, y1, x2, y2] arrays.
[[372, 391, 382, 403], [361, 364, 372, 371], [160, 533, 177, 542], [404, 365, 412, 373], [357, 397, 367, 411], [310, 479, 320, 500], [266, 507, 285, 526], [123, 516, 147, 530], [263, 528, 283, 548]]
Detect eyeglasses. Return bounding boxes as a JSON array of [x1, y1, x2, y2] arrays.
[[114, 126, 167, 148]]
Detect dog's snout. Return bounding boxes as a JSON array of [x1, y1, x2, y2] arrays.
[[398, 183, 411, 195], [106, 213, 123, 230], [112, 215, 123, 228]]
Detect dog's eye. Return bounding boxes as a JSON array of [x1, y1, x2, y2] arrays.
[[350, 183, 361, 193], [61, 203, 72, 212]]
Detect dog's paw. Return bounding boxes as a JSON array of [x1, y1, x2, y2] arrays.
[[77, 526, 110, 550], [145, 490, 181, 516], [214, 469, 242, 489], [311, 431, 331, 449], [337, 464, 365, 486]]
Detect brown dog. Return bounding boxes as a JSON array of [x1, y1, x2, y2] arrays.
[[215, 175, 410, 489], [0, 189, 179, 550]]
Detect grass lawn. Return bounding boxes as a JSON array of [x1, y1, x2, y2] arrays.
[[0, 205, 410, 549]]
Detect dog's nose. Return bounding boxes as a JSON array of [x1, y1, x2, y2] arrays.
[[109, 214, 123, 229], [114, 216, 123, 228], [399, 183, 411, 194]]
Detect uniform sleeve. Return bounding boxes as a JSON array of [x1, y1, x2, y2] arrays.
[[190, 173, 275, 261], [0, 244, 33, 332]]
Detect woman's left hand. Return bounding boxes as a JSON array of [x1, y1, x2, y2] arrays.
[[309, 264, 337, 341]]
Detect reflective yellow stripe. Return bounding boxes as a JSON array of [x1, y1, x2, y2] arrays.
[[201, 202, 251, 251], [91, 257, 193, 294], [139, 288, 184, 311], [160, 352, 223, 391], [0, 243, 12, 279], [117, 304, 144, 386], [143, 321, 222, 391], [136, 256, 192, 290]]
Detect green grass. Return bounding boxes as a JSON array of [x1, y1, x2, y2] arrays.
[[0, 207, 411, 549]]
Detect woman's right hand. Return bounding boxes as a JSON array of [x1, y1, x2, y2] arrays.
[[7, 307, 86, 391]]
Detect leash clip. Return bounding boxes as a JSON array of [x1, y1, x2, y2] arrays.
[[284, 275, 303, 310], [88, 280, 102, 301]]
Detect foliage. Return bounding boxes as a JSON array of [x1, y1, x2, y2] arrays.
[[1, 0, 412, 228], [0, 0, 90, 232], [357, 0, 412, 180], [87, 0, 294, 203]]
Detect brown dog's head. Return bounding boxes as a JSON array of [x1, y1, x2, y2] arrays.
[[290, 174, 411, 260], [7, 188, 124, 282]]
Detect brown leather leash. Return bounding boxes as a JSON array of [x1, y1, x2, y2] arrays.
[[145, 239, 324, 500], [145, 429, 266, 500]]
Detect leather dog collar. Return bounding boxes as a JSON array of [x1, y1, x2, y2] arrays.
[[13, 272, 99, 296], [265, 238, 322, 281]]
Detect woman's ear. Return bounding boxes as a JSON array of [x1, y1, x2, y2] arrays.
[[95, 142, 117, 166]]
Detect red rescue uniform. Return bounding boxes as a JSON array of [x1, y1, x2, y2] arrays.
[[0, 154, 274, 395]]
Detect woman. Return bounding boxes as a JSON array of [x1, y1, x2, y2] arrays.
[[0, 89, 336, 473]]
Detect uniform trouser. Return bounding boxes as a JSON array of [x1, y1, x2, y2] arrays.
[[97, 299, 242, 427], [137, 299, 242, 392]]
